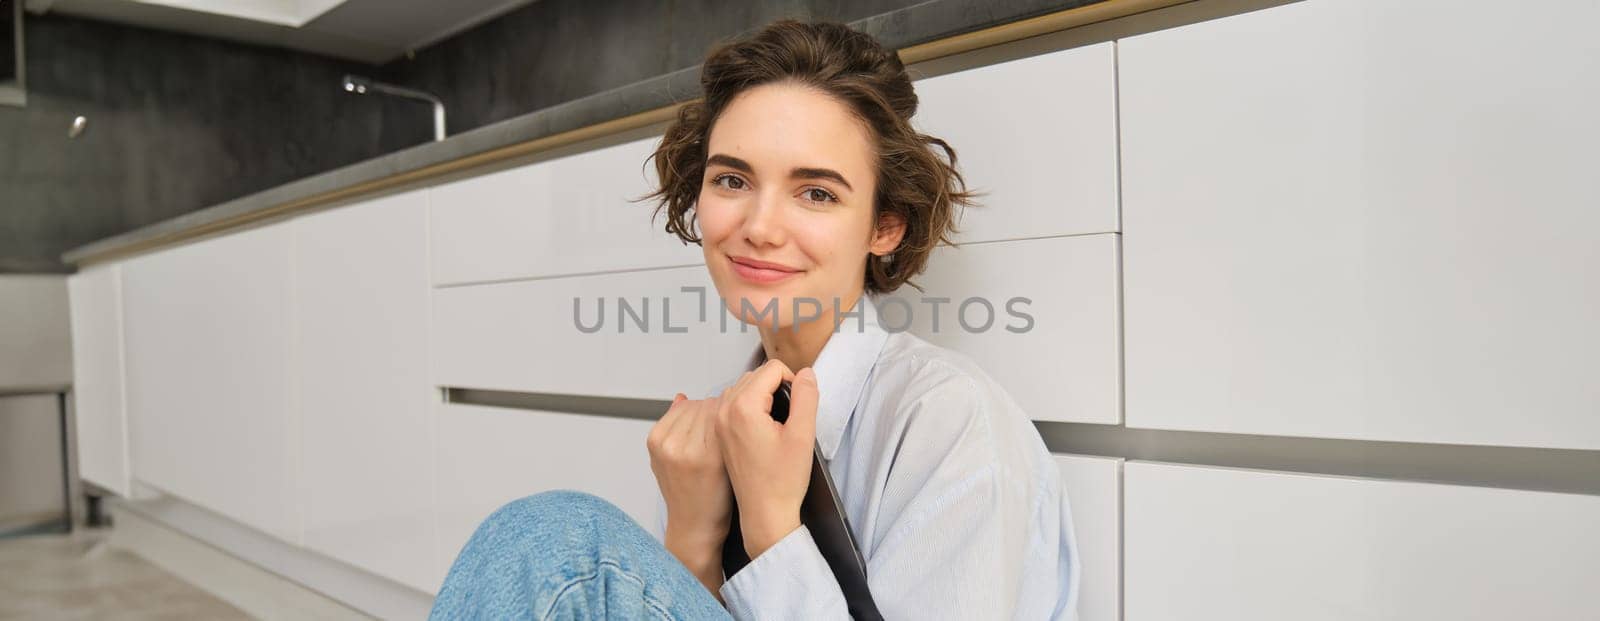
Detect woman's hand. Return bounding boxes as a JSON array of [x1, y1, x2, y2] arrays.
[[647, 393, 731, 597], [717, 359, 820, 559]]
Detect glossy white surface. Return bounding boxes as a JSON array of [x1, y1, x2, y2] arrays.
[[914, 41, 1119, 240], [1054, 454, 1121, 621], [67, 265, 132, 497], [1119, 0, 1600, 448], [121, 222, 300, 543], [888, 234, 1120, 424], [432, 265, 757, 401], [432, 403, 660, 592], [428, 135, 701, 287], [1123, 462, 1600, 620], [293, 191, 435, 592]]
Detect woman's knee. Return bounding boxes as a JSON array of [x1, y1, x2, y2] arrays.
[[490, 489, 613, 519], [478, 490, 636, 546], [437, 491, 647, 617]]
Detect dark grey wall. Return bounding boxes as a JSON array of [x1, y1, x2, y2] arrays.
[[379, 0, 930, 140], [0, 14, 425, 273]]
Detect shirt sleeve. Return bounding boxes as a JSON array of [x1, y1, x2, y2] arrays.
[[720, 524, 851, 619], [865, 459, 1038, 619], [869, 371, 1059, 619], [719, 372, 1066, 620]]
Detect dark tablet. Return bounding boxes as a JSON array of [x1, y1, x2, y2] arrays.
[[722, 381, 883, 620]]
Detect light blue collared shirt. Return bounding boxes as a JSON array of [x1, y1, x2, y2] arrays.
[[657, 293, 1081, 619]]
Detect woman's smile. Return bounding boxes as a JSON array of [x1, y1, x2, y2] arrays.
[[728, 254, 803, 284]]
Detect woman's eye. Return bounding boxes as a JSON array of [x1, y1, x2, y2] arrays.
[[712, 174, 746, 190], [803, 188, 838, 204]]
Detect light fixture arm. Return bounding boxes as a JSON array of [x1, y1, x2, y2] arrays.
[[342, 74, 446, 142]]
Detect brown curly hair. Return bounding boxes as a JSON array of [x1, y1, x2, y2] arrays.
[[640, 19, 978, 294]]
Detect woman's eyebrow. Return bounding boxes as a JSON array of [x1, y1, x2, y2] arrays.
[[707, 153, 854, 192]]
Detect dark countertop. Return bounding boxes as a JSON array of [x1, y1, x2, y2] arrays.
[[63, 0, 1136, 266]]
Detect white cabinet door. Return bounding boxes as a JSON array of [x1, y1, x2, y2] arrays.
[[294, 191, 434, 592], [1119, 0, 1600, 448], [433, 403, 659, 592], [913, 41, 1118, 241], [429, 135, 702, 287], [432, 266, 758, 400], [1123, 462, 1600, 620], [888, 234, 1120, 424], [1054, 454, 1121, 621], [122, 222, 300, 543], [68, 265, 131, 497]]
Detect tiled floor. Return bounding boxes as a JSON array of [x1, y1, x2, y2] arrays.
[[0, 529, 249, 620]]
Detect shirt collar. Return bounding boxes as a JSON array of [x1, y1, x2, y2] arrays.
[[742, 293, 890, 461]]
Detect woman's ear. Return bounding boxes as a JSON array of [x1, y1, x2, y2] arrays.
[[869, 212, 906, 257]]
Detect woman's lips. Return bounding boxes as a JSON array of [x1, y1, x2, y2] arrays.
[[728, 255, 801, 284]]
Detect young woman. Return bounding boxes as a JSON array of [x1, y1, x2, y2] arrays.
[[430, 19, 1079, 620]]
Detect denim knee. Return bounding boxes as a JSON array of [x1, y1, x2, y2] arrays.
[[491, 489, 627, 524], [434, 490, 727, 621], [478, 490, 636, 551]]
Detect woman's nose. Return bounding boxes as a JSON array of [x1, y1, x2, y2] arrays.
[[741, 190, 787, 248]]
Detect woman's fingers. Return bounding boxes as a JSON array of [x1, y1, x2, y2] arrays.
[[730, 359, 795, 423], [692, 398, 724, 455], [786, 367, 819, 440], [649, 393, 695, 452], [758, 358, 797, 385], [653, 395, 725, 465], [715, 363, 814, 559]]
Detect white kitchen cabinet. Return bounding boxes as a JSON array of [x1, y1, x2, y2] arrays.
[[121, 222, 300, 543], [1054, 454, 1121, 621], [1123, 461, 1600, 620], [432, 265, 757, 401], [1119, 0, 1600, 448], [429, 134, 701, 287], [294, 191, 435, 592], [432, 402, 659, 592], [67, 264, 131, 497], [913, 41, 1118, 241], [888, 234, 1120, 424]]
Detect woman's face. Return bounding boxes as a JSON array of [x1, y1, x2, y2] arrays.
[[697, 81, 903, 330]]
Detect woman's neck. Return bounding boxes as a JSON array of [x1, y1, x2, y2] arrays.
[[758, 291, 864, 372]]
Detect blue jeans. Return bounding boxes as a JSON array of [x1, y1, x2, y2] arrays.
[[430, 490, 734, 620]]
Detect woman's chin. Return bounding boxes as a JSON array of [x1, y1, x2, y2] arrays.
[[719, 292, 799, 330]]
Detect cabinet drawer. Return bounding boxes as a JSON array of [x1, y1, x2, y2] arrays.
[[1124, 462, 1600, 620], [1119, 0, 1600, 448], [433, 403, 659, 591], [432, 265, 758, 400], [429, 135, 701, 287], [913, 41, 1118, 241], [887, 234, 1120, 424]]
